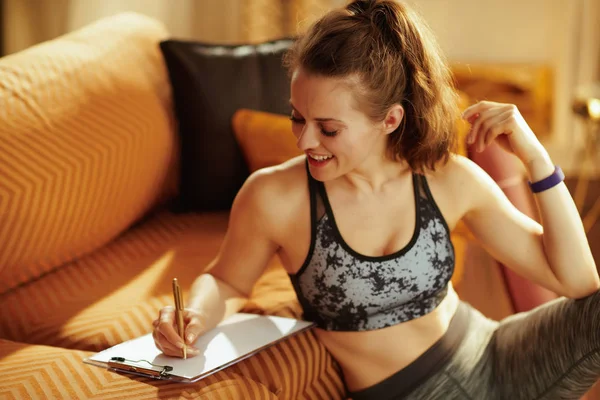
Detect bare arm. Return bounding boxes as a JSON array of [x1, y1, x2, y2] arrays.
[[457, 154, 598, 299], [187, 169, 281, 325], [153, 169, 281, 355], [524, 151, 598, 296], [459, 101, 598, 298], [184, 273, 249, 335]]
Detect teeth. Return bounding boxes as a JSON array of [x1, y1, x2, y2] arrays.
[[309, 154, 333, 161]]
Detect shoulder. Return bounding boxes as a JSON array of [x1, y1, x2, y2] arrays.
[[239, 155, 308, 203], [421, 154, 501, 222], [232, 155, 309, 233], [429, 154, 494, 188]]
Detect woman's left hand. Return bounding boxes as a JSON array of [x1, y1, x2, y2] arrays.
[[461, 101, 546, 163]]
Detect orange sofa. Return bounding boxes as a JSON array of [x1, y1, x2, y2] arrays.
[[0, 13, 523, 400]]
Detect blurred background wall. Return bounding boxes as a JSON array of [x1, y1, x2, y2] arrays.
[[1, 0, 599, 173], [1, 0, 345, 51]]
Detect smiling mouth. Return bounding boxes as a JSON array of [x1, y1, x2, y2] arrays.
[[307, 153, 335, 168], [308, 153, 334, 161]]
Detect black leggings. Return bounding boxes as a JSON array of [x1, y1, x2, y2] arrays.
[[349, 290, 600, 399]]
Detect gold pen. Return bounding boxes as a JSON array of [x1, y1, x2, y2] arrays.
[[172, 278, 187, 359]]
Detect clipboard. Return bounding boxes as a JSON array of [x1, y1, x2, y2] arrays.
[[83, 313, 315, 383]]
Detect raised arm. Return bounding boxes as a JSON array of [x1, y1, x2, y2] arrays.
[[458, 101, 599, 299]]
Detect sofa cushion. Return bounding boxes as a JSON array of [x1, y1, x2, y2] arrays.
[[0, 211, 345, 399], [0, 339, 287, 399], [159, 38, 293, 212], [0, 13, 178, 294], [0, 211, 229, 350], [232, 108, 302, 173]]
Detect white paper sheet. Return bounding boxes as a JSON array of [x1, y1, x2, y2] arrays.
[[84, 313, 314, 382]]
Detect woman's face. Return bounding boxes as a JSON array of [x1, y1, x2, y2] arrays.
[[290, 68, 397, 182]]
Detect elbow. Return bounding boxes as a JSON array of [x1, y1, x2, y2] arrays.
[[579, 279, 600, 298], [549, 252, 599, 299], [563, 275, 600, 299], [208, 271, 251, 299]]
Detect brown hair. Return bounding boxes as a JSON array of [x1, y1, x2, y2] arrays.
[[283, 0, 460, 172]]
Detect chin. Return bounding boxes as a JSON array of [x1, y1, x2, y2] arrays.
[[307, 167, 328, 182], [307, 161, 338, 182]]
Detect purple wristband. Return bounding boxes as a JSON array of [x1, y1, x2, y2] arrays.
[[528, 165, 564, 193]]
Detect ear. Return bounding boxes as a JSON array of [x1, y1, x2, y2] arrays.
[[382, 104, 404, 135]]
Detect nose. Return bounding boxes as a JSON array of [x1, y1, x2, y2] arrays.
[[296, 123, 320, 151]]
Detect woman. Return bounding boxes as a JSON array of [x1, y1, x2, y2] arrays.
[[152, 1, 600, 398]]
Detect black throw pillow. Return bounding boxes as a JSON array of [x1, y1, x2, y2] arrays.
[[159, 38, 294, 212]]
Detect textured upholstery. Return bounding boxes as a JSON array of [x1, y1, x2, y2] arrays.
[[0, 338, 343, 399], [0, 209, 345, 399], [0, 13, 178, 294], [0, 211, 226, 350], [232, 108, 303, 173]]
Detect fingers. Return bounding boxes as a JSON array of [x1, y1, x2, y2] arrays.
[[184, 311, 207, 345], [151, 307, 203, 358], [154, 329, 201, 357], [152, 328, 182, 356], [461, 100, 496, 121], [471, 110, 513, 153], [464, 101, 517, 153], [155, 306, 186, 350], [482, 111, 513, 147], [466, 108, 493, 147]]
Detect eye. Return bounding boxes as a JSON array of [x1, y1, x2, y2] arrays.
[[289, 113, 304, 124], [321, 128, 338, 137], [290, 111, 338, 137]]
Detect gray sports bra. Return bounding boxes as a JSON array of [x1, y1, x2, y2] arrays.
[[288, 162, 455, 331]]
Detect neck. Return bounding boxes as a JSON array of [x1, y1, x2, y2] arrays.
[[341, 155, 411, 194]]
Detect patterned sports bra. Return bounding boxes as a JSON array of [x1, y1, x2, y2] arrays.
[[288, 162, 455, 331]]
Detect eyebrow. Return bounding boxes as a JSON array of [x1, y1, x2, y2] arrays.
[[289, 101, 344, 123]]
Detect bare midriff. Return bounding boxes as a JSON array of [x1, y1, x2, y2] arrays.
[[314, 284, 461, 392]]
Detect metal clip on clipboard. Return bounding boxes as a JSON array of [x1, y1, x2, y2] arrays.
[[107, 357, 174, 379]]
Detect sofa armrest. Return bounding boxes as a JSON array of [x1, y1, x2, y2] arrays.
[[0, 13, 178, 293]]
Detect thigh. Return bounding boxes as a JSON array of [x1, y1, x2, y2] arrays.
[[492, 290, 600, 400]]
